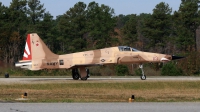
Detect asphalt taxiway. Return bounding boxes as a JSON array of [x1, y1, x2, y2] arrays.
[[1, 102, 200, 112], [0, 76, 200, 84]]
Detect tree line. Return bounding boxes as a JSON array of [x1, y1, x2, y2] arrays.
[[1, 0, 200, 76]]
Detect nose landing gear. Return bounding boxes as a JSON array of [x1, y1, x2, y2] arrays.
[[139, 64, 146, 80]]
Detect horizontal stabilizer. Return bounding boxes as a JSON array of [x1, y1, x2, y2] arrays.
[[15, 61, 32, 67]]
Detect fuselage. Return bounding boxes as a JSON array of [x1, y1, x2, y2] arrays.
[[25, 46, 171, 70]]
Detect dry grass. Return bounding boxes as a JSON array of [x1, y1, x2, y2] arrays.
[[0, 80, 200, 102]]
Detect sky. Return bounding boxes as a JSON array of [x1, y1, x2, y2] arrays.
[[1, 0, 181, 18]]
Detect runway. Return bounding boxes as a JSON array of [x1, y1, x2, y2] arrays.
[[0, 76, 200, 84], [1, 102, 200, 112]]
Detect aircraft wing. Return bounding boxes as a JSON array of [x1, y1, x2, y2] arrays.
[[70, 63, 104, 69]]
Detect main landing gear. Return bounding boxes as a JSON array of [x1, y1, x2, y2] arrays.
[[139, 64, 146, 80], [72, 69, 79, 80], [72, 68, 90, 80]]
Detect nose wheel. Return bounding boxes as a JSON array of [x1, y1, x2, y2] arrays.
[[139, 64, 146, 80], [140, 75, 146, 80]]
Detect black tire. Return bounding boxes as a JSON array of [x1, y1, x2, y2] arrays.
[[72, 74, 79, 80], [81, 77, 87, 81], [5, 73, 9, 78], [86, 69, 90, 78], [140, 75, 146, 80], [72, 69, 79, 80]]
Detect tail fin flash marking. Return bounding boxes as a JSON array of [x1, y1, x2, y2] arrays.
[[23, 34, 32, 60]]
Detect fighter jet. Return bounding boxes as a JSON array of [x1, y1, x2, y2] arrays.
[[15, 33, 184, 80]]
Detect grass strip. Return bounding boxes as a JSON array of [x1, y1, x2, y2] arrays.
[[0, 80, 200, 102]]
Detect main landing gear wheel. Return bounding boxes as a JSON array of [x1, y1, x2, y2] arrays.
[[81, 77, 87, 80], [72, 68, 90, 80], [139, 64, 146, 80], [72, 69, 80, 80]]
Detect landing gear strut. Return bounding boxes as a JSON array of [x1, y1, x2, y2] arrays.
[[139, 64, 146, 80]]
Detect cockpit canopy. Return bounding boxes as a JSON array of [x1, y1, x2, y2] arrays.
[[118, 46, 140, 52]]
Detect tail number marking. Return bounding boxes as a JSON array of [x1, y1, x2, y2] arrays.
[[47, 62, 58, 66]]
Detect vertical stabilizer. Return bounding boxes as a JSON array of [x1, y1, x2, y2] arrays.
[[30, 33, 58, 60], [16, 33, 58, 70]]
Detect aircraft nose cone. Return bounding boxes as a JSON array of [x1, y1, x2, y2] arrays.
[[172, 56, 184, 60]]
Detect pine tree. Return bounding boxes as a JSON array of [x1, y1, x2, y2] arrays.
[[142, 2, 172, 53]]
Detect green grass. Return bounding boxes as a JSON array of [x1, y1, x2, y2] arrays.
[[0, 81, 200, 102]]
